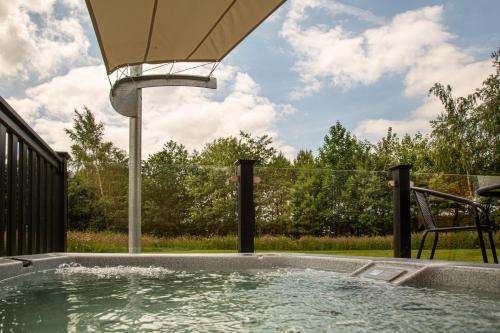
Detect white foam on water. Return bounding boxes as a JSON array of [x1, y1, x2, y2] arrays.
[[335, 319, 368, 326], [55, 263, 175, 279], [241, 315, 259, 326]]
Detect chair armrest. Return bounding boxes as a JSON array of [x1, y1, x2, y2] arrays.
[[411, 186, 482, 209]]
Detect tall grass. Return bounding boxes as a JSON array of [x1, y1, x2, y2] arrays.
[[67, 231, 499, 253]]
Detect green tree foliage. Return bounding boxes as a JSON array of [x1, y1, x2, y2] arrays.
[[371, 128, 433, 172], [68, 174, 106, 231], [255, 153, 293, 234], [429, 48, 499, 175], [142, 141, 192, 236], [196, 131, 276, 166], [66, 107, 127, 231], [330, 172, 392, 236], [65, 107, 127, 196], [319, 121, 370, 170], [294, 149, 316, 167], [314, 122, 393, 236], [290, 150, 323, 236], [184, 132, 276, 236]]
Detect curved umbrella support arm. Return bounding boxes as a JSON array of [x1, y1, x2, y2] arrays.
[[110, 74, 217, 117]]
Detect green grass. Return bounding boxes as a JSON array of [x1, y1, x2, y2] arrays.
[[295, 249, 496, 263], [67, 231, 499, 263], [143, 249, 236, 253], [149, 249, 494, 263], [134, 249, 492, 263]]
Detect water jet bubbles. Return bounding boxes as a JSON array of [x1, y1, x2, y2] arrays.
[[228, 272, 244, 282], [241, 316, 258, 326], [57, 262, 82, 269], [335, 319, 367, 326], [175, 271, 193, 278], [284, 326, 303, 333], [55, 265, 176, 279]]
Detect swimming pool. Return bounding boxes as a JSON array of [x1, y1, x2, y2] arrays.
[[1, 254, 499, 332]]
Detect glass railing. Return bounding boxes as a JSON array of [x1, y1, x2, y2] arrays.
[[67, 164, 499, 262], [253, 167, 392, 237]]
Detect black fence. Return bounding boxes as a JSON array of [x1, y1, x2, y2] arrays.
[[0, 97, 69, 256]]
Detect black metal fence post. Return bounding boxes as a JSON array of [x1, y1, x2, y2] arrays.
[[236, 160, 256, 253], [57, 152, 70, 252], [0, 125, 6, 256], [6, 132, 18, 256], [390, 164, 412, 258], [18, 141, 28, 255]]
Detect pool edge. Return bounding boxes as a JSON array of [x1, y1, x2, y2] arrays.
[[1, 253, 499, 294]]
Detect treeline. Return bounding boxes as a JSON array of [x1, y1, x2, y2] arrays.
[[67, 49, 499, 237]]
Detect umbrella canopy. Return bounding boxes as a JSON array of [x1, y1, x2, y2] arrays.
[[86, 0, 286, 74]]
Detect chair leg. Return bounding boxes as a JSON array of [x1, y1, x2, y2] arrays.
[[417, 231, 428, 259], [430, 232, 439, 260], [475, 224, 488, 264], [483, 213, 498, 264], [486, 228, 498, 264], [472, 209, 489, 263]]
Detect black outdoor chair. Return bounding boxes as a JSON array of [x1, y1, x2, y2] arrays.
[[411, 186, 498, 263]]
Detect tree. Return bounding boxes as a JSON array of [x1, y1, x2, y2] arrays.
[[184, 164, 238, 235], [255, 153, 293, 235], [181, 132, 281, 236], [398, 133, 434, 173], [65, 107, 127, 197], [429, 47, 500, 176], [315, 122, 376, 235], [371, 128, 433, 173], [65, 107, 128, 231], [68, 173, 107, 231], [142, 141, 193, 236], [318, 121, 370, 170], [370, 128, 400, 171], [196, 131, 276, 166], [294, 149, 316, 167], [290, 150, 322, 236]]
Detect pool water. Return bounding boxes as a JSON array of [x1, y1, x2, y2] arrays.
[[0, 264, 499, 332]]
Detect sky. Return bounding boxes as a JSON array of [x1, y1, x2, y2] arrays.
[[1, 0, 499, 160]]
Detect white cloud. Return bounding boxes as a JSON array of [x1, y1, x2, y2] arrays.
[[0, 0, 92, 80], [7, 65, 295, 159], [6, 65, 121, 152], [281, 0, 495, 140], [8, 66, 111, 123], [354, 115, 431, 142], [281, 3, 455, 93], [403, 45, 492, 97]]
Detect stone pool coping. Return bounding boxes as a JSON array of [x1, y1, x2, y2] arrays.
[[1, 253, 499, 294]]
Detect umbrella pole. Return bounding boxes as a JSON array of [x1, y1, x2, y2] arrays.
[[129, 64, 142, 253]]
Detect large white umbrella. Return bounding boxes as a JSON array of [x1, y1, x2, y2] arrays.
[[86, 0, 285, 74], [85, 0, 286, 252]]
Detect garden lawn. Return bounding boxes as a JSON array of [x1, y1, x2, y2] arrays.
[[68, 231, 497, 263], [147, 249, 494, 263], [296, 249, 496, 263]]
